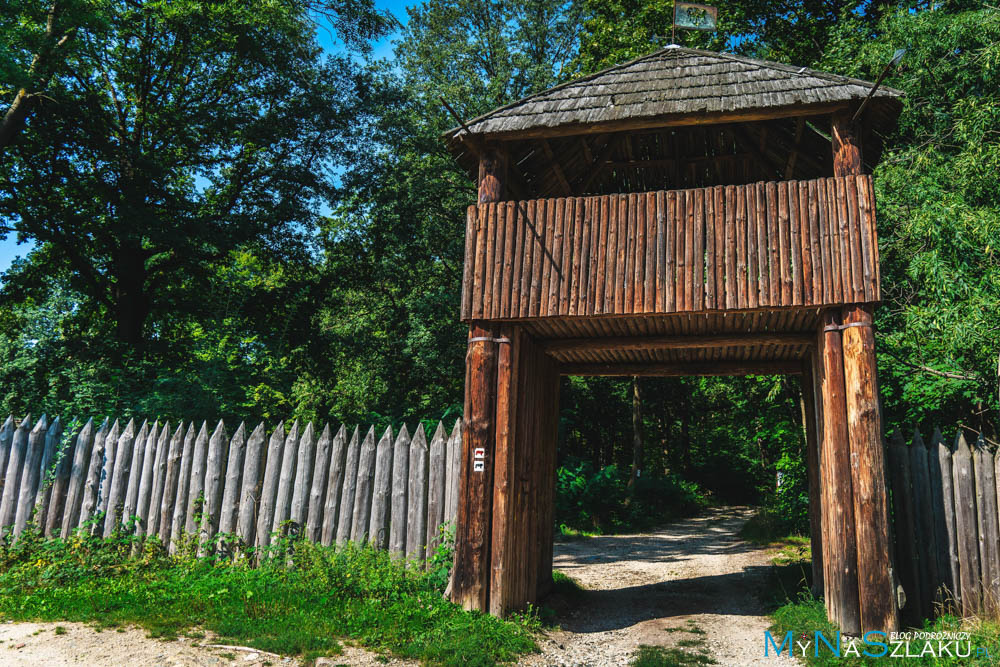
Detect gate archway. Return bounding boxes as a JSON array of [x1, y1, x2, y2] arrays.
[[445, 46, 903, 635]]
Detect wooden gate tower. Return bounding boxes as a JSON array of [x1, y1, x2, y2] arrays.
[[445, 47, 903, 634]]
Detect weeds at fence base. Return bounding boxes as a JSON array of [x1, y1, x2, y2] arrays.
[[0, 523, 539, 665]]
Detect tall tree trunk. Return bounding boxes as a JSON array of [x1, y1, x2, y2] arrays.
[[112, 247, 149, 349], [628, 376, 643, 492]]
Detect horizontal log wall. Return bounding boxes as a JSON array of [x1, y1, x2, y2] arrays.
[[461, 175, 879, 320], [0, 414, 460, 564]]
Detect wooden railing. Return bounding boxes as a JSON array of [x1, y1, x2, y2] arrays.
[[461, 175, 880, 321]]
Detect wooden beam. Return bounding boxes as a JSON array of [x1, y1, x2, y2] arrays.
[[560, 360, 802, 377], [832, 108, 863, 176], [478, 144, 507, 203], [542, 332, 814, 355], [468, 102, 850, 142], [572, 134, 619, 193], [540, 139, 571, 196], [783, 117, 806, 179]]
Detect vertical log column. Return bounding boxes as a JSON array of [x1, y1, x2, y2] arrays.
[[824, 108, 899, 633], [842, 305, 899, 632], [817, 310, 862, 634], [801, 360, 824, 597], [452, 144, 509, 611]]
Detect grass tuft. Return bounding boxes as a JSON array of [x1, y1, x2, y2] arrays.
[[0, 524, 538, 665]]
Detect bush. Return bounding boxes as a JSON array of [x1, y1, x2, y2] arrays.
[[555, 456, 707, 533]]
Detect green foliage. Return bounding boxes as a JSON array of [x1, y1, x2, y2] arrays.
[[0, 525, 538, 664], [555, 455, 707, 533]]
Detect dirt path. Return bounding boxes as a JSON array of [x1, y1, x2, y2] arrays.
[[524, 506, 798, 666], [0, 506, 794, 666]]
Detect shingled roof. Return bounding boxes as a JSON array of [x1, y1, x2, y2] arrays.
[[448, 46, 903, 140]]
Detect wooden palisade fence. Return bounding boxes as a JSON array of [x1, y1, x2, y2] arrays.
[[0, 414, 461, 564], [887, 427, 1000, 625]]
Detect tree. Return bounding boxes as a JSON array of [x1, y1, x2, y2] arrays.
[[0, 0, 393, 350]]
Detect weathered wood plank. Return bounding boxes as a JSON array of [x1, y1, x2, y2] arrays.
[[306, 424, 333, 543], [952, 432, 981, 616], [97, 419, 121, 522], [43, 421, 76, 537], [369, 426, 395, 549], [271, 420, 300, 539], [78, 418, 109, 531], [351, 426, 377, 543], [133, 421, 158, 535], [322, 425, 349, 546], [930, 428, 959, 605], [445, 419, 461, 524], [146, 422, 170, 537], [255, 421, 285, 550], [973, 434, 1000, 614], [157, 423, 186, 544], [335, 426, 361, 545], [909, 428, 938, 621], [182, 421, 210, 537], [61, 418, 95, 537], [389, 425, 411, 557], [888, 429, 921, 627], [14, 415, 48, 536], [33, 416, 61, 531], [168, 423, 196, 553], [198, 420, 229, 556], [0, 415, 31, 530], [290, 422, 316, 530], [218, 422, 247, 539], [406, 424, 429, 563], [235, 422, 267, 551], [103, 418, 136, 537], [426, 422, 447, 559], [0, 416, 13, 494]]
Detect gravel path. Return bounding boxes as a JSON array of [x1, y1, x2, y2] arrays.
[[524, 506, 798, 666], [0, 506, 794, 666]]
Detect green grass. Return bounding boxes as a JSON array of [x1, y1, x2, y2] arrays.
[[0, 525, 539, 665], [630, 644, 715, 666]]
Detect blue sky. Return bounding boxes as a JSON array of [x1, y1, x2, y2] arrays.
[[0, 0, 412, 275]]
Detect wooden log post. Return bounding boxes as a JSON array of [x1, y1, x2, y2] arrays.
[[351, 426, 377, 543], [78, 418, 109, 531], [122, 420, 150, 531], [445, 419, 461, 524], [198, 420, 229, 556], [235, 422, 267, 551], [146, 422, 171, 538], [183, 422, 210, 536], [973, 434, 1000, 614], [801, 361, 824, 597], [168, 422, 196, 553], [33, 416, 61, 528], [61, 418, 95, 537], [290, 422, 316, 531], [157, 423, 186, 544], [15, 415, 49, 537], [133, 421, 158, 535], [306, 424, 333, 543], [43, 423, 77, 537], [816, 312, 862, 634], [406, 424, 429, 562], [335, 426, 361, 545], [255, 421, 285, 551], [841, 304, 899, 632], [888, 429, 922, 627], [832, 109, 863, 177], [478, 144, 508, 204], [910, 428, 939, 619], [952, 432, 981, 615], [271, 420, 300, 539], [0, 415, 31, 531], [103, 418, 135, 536], [97, 419, 122, 523], [452, 323, 502, 611], [369, 426, 395, 549], [388, 425, 411, 557], [930, 428, 959, 607], [219, 422, 248, 540], [321, 425, 348, 546], [426, 422, 447, 558]]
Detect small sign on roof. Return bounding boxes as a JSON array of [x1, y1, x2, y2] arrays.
[[674, 2, 718, 31]]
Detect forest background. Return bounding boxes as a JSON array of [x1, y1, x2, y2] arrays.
[[1, 0, 997, 534]]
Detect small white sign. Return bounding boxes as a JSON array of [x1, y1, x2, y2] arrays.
[[473, 460, 485, 472], [474, 447, 486, 459]]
